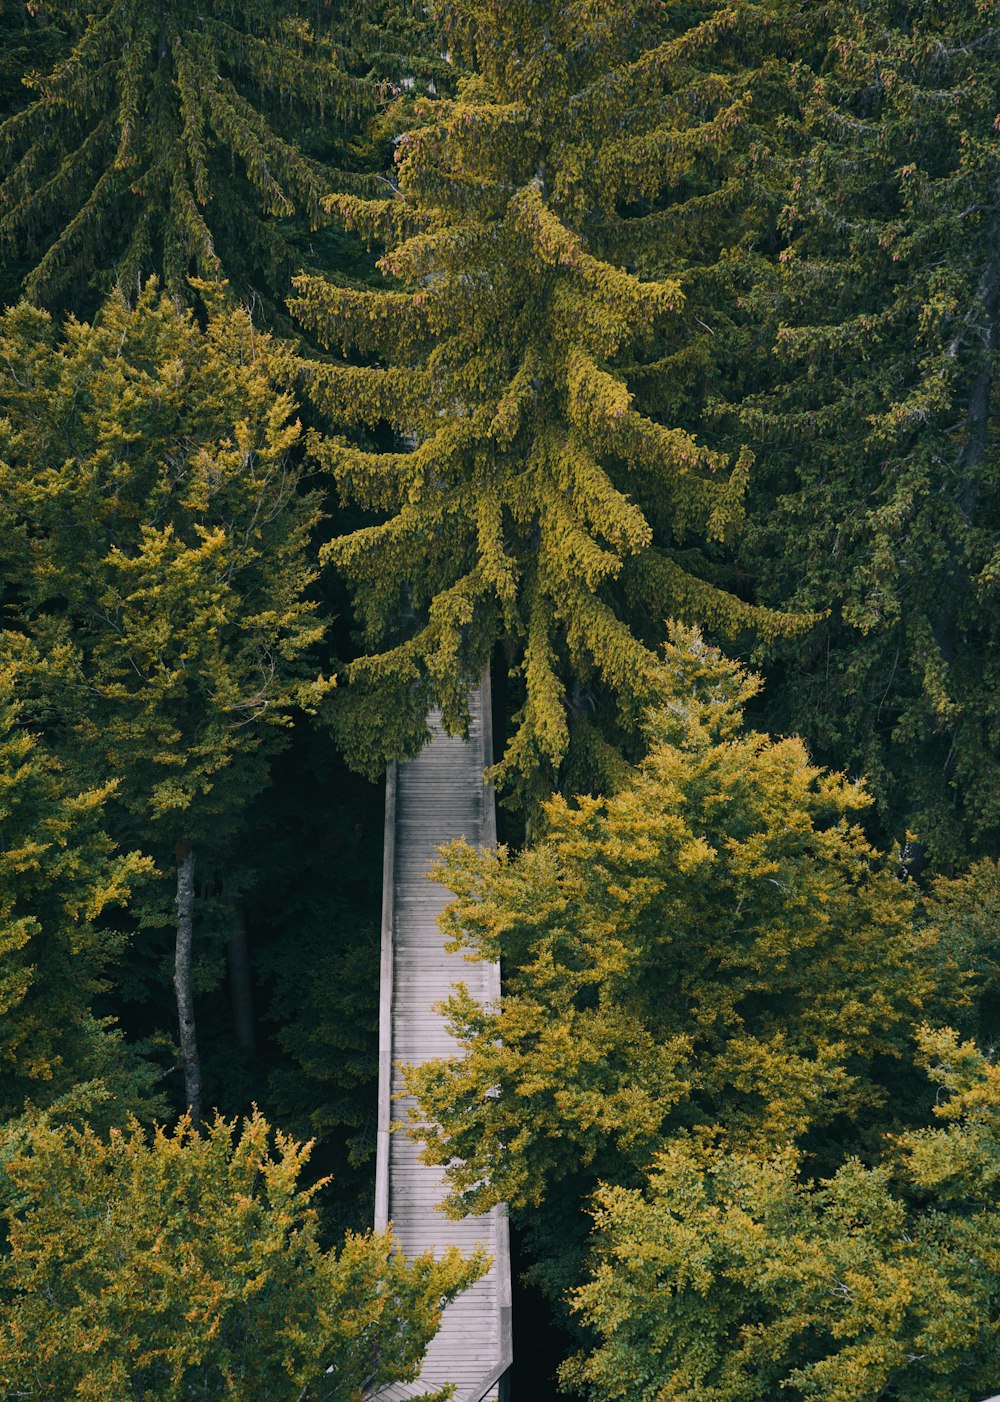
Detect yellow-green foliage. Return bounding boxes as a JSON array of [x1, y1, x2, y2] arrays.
[[404, 629, 963, 1304], [292, 0, 806, 800], [0, 284, 332, 856], [0, 1111, 483, 1401], [564, 1026, 1000, 1401]]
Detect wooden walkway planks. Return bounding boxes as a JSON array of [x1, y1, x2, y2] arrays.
[[369, 677, 512, 1402]]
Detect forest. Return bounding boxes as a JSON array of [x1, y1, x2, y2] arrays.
[[0, 0, 997, 1398]]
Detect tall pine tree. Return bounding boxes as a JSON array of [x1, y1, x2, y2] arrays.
[[292, 0, 805, 804]]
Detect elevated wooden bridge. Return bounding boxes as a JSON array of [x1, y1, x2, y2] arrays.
[[369, 677, 512, 1402]]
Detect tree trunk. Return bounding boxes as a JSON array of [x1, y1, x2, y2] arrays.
[[226, 901, 256, 1055], [174, 841, 202, 1126]]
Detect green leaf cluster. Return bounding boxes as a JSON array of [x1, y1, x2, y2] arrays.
[[565, 1026, 1000, 1401], [0, 282, 331, 859], [405, 630, 961, 1289], [0, 656, 157, 1124]]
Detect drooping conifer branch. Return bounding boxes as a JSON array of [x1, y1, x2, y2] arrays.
[[0, 0, 430, 312]]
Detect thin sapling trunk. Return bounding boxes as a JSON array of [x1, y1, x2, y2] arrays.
[[174, 839, 203, 1126]]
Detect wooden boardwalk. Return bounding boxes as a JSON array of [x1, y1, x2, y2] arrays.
[[369, 678, 512, 1402]]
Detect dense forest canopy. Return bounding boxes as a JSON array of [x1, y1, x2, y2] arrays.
[[0, 0, 997, 1398]]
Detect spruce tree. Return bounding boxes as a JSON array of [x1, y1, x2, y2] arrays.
[[404, 629, 955, 1302], [292, 0, 804, 804], [0, 286, 332, 1123], [0, 0, 390, 312], [737, 0, 1000, 865], [0, 1, 64, 125]]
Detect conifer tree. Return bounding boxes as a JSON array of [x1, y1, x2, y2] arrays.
[[0, 654, 157, 1124], [737, 0, 1000, 865], [0, 1111, 483, 1400], [405, 629, 961, 1301], [0, 286, 333, 1123], [0, 0, 387, 312], [565, 1027, 1000, 1401], [0, 1, 64, 128], [292, 0, 804, 802]]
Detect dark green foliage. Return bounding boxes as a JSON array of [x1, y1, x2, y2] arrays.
[[0, 0, 386, 313], [249, 718, 384, 1234], [737, 0, 1000, 866], [0, 3, 68, 308], [0, 3, 64, 128], [923, 857, 1000, 1047]]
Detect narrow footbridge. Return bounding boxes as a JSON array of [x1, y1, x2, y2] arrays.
[[369, 677, 512, 1402]]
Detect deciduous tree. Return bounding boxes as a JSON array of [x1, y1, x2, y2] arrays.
[[406, 629, 961, 1297], [564, 1026, 1000, 1402], [0, 654, 156, 1124]]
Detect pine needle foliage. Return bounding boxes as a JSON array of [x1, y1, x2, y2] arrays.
[[292, 0, 806, 803], [737, 0, 1000, 865], [0, 0, 390, 313], [0, 1, 65, 132]]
